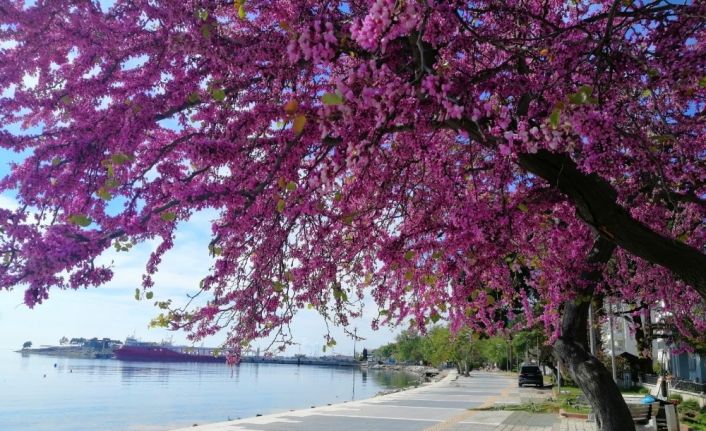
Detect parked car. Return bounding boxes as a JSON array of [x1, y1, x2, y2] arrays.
[[518, 365, 543, 387]]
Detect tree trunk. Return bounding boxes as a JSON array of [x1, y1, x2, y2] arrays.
[[554, 339, 635, 431], [553, 237, 635, 431]]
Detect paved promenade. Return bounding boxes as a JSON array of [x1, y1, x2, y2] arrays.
[[171, 371, 597, 431]]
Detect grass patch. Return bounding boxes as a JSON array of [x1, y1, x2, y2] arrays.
[[552, 386, 591, 414], [683, 420, 706, 431], [680, 403, 706, 431], [472, 402, 560, 414]]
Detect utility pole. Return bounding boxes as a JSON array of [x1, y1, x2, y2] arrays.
[[588, 302, 596, 355], [507, 341, 512, 371], [535, 335, 539, 365], [608, 298, 618, 383], [353, 327, 357, 359]]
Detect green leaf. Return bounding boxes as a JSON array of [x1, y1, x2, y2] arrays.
[[404, 250, 415, 260], [431, 250, 443, 260], [51, 157, 61, 166], [201, 24, 212, 39], [197, 9, 209, 21], [292, 114, 306, 135], [145, 291, 154, 300], [321, 92, 343, 105], [568, 92, 587, 104], [211, 88, 226, 102], [273, 281, 284, 292], [653, 134, 675, 144], [430, 312, 440, 324], [577, 85, 593, 96], [149, 313, 170, 328], [160, 212, 177, 222], [549, 109, 561, 129], [285, 181, 297, 191], [68, 214, 92, 227], [104, 178, 119, 190], [517, 203, 529, 213], [276, 199, 286, 213], [568, 86, 595, 105], [96, 188, 112, 201], [188, 92, 201, 103], [333, 287, 348, 302], [342, 213, 356, 225], [699, 77, 706, 88], [238, 4, 246, 19], [421, 274, 438, 286], [134, 288, 141, 301], [111, 153, 132, 165]]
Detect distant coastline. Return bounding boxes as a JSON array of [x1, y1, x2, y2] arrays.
[[17, 345, 114, 359], [16, 337, 362, 367]]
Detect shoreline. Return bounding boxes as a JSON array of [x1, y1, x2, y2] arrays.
[[367, 363, 446, 379], [368, 364, 449, 395], [168, 370, 457, 431]]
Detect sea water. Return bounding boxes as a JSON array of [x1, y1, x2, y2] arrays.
[[0, 349, 418, 431]]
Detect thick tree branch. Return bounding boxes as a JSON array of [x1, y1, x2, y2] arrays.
[[518, 150, 706, 297]]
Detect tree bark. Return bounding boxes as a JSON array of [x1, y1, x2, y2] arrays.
[[553, 237, 635, 431], [518, 150, 706, 297]]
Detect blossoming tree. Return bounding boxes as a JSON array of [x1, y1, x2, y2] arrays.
[[1, 1, 704, 429]]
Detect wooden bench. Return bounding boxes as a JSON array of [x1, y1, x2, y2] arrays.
[[628, 402, 653, 424], [627, 401, 681, 431]]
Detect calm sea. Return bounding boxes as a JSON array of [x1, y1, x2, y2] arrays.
[[0, 349, 418, 431]]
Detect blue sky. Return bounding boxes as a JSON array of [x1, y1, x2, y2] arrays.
[[0, 0, 399, 353]]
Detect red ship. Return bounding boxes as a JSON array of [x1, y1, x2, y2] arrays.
[[113, 338, 226, 363]]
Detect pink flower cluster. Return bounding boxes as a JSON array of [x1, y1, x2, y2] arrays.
[[0, 0, 704, 357]]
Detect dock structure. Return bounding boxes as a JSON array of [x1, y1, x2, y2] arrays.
[[240, 355, 358, 367]]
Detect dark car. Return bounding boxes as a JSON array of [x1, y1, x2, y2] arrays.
[[518, 365, 543, 387]]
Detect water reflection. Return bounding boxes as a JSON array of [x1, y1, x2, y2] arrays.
[[369, 368, 420, 388], [120, 363, 172, 384], [0, 350, 422, 431]]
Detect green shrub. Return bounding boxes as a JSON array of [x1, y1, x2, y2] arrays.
[[638, 387, 650, 394], [680, 400, 701, 419], [669, 394, 683, 403], [697, 412, 706, 424]]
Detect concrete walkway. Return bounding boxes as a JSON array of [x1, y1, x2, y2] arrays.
[[171, 371, 596, 431]]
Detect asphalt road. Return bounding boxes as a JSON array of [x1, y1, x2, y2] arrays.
[[171, 371, 560, 431]]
